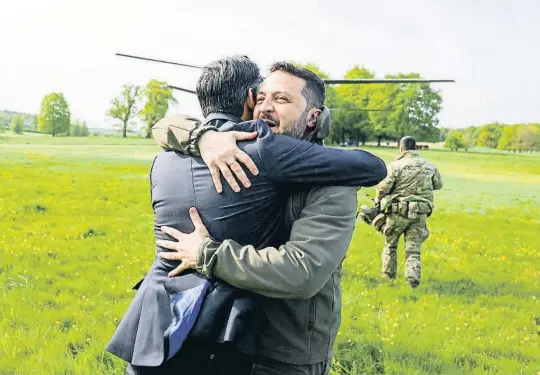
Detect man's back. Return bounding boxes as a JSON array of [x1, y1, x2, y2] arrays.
[[151, 150, 283, 257], [380, 151, 442, 209]]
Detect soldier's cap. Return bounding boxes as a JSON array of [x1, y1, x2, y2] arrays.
[[152, 114, 202, 151]]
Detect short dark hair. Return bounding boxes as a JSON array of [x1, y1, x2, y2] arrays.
[[400, 136, 416, 151], [269, 62, 326, 109], [196, 55, 262, 118]]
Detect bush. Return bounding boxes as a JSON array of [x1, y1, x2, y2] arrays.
[[444, 131, 464, 151], [10, 116, 25, 134]]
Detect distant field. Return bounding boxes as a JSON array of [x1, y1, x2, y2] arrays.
[[2, 131, 539, 156], [0, 132, 155, 145], [0, 136, 539, 374]]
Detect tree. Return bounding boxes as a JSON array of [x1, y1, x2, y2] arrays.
[[498, 125, 518, 151], [368, 83, 396, 146], [30, 116, 38, 131], [81, 121, 90, 137], [330, 98, 372, 145], [461, 130, 475, 151], [70, 119, 90, 137], [463, 126, 480, 146], [515, 124, 540, 153], [335, 66, 380, 144], [107, 85, 142, 138], [38, 93, 71, 136], [10, 115, 25, 134], [477, 123, 503, 148], [444, 130, 464, 151], [139, 80, 177, 138], [439, 128, 451, 142], [385, 73, 442, 145]]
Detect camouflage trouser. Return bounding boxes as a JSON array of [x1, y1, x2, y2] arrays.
[[381, 213, 429, 286]]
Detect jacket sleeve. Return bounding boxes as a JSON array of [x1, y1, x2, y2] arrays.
[[432, 167, 443, 190], [195, 186, 358, 299], [255, 123, 387, 187], [374, 162, 397, 204], [151, 114, 206, 154]]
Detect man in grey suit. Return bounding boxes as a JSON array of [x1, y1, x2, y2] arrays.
[[107, 56, 386, 374]]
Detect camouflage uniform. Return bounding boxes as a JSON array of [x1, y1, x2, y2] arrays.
[[374, 150, 443, 287]]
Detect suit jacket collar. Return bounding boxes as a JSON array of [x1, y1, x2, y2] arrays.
[[204, 112, 243, 127]]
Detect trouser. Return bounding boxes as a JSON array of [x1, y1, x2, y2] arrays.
[[126, 340, 254, 375], [126, 341, 329, 375], [251, 356, 330, 375], [381, 213, 430, 285]]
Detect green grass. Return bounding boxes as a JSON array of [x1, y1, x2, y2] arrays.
[[0, 137, 539, 374]]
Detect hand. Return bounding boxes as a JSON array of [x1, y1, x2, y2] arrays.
[[198, 130, 259, 193], [156, 208, 209, 278]]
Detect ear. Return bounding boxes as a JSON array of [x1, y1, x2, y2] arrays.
[[306, 107, 322, 129], [246, 88, 256, 110]]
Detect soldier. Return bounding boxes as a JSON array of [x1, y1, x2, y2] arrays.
[[373, 136, 443, 288]]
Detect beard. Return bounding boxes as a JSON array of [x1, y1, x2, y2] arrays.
[[260, 107, 311, 140]]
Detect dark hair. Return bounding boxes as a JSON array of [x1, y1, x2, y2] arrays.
[[196, 55, 262, 118], [269, 62, 325, 109], [400, 136, 416, 151]]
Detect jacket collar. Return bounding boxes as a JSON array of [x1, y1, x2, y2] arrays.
[[396, 150, 419, 160], [204, 112, 243, 127]]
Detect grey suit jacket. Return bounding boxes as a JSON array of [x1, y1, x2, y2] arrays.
[[106, 119, 387, 366]]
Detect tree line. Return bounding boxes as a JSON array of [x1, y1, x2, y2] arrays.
[[6, 62, 539, 151], [442, 123, 540, 153]]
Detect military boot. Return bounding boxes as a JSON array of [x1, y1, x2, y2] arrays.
[[407, 277, 420, 289], [360, 204, 379, 225]]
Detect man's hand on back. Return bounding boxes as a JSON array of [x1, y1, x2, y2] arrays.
[[198, 130, 259, 193], [157, 208, 210, 278]]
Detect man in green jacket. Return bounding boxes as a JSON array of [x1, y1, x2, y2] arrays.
[[154, 62, 367, 374]]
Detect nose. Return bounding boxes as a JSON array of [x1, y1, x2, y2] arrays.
[[258, 97, 274, 116]]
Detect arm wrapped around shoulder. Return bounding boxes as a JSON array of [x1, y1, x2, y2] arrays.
[[255, 122, 387, 187], [151, 114, 205, 153]]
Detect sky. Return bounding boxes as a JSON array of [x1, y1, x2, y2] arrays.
[[1, 0, 539, 129]]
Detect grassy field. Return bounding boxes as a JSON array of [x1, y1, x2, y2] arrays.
[[0, 135, 539, 375]]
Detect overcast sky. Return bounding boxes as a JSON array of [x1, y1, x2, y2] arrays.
[[1, 0, 539, 129]]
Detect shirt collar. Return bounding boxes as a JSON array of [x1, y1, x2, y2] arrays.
[[204, 112, 243, 127]]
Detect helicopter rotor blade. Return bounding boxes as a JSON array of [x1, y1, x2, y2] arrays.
[[115, 53, 203, 69], [168, 85, 196, 94], [115, 53, 455, 85], [329, 108, 392, 112], [323, 79, 455, 84]]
